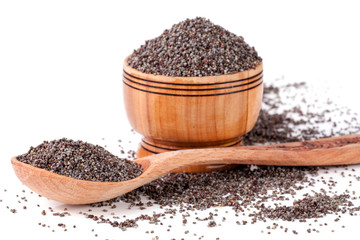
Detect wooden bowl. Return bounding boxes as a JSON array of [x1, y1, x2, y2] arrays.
[[123, 56, 263, 172]]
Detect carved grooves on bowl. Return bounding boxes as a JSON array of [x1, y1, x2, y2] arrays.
[[122, 70, 263, 97], [123, 62, 263, 172], [140, 137, 243, 155]]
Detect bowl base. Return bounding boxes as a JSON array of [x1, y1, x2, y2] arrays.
[[136, 137, 243, 173]]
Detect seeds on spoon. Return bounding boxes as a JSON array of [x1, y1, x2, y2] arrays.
[[16, 138, 142, 182]]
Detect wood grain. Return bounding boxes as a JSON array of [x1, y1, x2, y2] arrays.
[[123, 56, 264, 172], [11, 135, 360, 204]]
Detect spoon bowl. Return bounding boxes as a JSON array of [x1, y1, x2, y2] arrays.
[[11, 156, 152, 204], [11, 135, 360, 204]]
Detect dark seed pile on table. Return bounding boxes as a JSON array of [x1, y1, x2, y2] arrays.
[[17, 138, 142, 182], [127, 17, 262, 77], [87, 81, 360, 234], [3, 80, 360, 238]]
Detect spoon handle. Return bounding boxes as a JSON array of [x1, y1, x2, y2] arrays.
[[141, 135, 360, 175]]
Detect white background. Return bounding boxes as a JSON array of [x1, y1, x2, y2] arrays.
[[1, 0, 360, 239]]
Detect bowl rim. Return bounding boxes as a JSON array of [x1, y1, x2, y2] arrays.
[[123, 55, 263, 85]]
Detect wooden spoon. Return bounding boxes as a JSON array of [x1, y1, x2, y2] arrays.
[[11, 135, 360, 204]]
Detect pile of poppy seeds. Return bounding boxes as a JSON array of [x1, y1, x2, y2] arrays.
[[3, 80, 359, 239], [17, 138, 142, 182], [2, 18, 360, 239], [86, 81, 359, 237], [127, 17, 262, 77]]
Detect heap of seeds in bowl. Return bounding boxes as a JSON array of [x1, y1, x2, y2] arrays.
[[17, 138, 142, 182], [127, 17, 262, 77]]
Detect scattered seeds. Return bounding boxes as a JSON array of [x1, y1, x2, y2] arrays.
[[3, 79, 360, 238]]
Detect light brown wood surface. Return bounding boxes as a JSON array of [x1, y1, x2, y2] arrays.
[[123, 57, 263, 172], [11, 135, 360, 204]]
